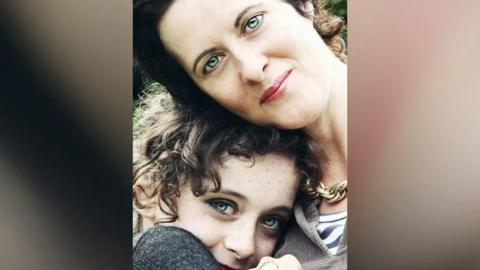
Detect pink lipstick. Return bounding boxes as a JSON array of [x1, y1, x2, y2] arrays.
[[260, 69, 292, 105]]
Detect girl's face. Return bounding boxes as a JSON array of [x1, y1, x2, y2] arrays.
[[159, 0, 339, 129], [172, 154, 299, 270]]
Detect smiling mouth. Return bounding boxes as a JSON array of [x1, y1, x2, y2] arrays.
[[260, 69, 292, 105]]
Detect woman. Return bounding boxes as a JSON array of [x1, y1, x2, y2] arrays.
[[134, 0, 347, 269]]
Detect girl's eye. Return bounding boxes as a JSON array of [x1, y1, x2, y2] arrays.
[[261, 216, 283, 230], [203, 55, 224, 74], [208, 199, 236, 216], [243, 14, 264, 34]]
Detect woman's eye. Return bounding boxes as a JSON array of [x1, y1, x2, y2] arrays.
[[208, 199, 236, 216], [243, 14, 264, 34], [261, 216, 283, 230], [203, 55, 224, 74]]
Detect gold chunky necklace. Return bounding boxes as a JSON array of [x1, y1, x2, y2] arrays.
[[309, 180, 347, 203]]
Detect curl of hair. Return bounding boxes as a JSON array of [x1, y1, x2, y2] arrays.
[[287, 0, 347, 62], [133, 91, 325, 224]]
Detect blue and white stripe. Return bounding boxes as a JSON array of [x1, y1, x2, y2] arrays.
[[316, 211, 347, 255]]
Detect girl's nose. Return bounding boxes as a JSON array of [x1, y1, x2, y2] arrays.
[[223, 221, 256, 260]]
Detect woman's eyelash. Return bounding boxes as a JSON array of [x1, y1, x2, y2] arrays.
[[201, 13, 264, 75], [202, 54, 224, 74], [242, 13, 264, 34]]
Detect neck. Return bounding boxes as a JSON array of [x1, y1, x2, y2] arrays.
[[305, 61, 347, 187]]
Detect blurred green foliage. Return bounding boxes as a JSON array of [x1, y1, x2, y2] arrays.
[[326, 0, 347, 21], [326, 0, 347, 44], [133, 82, 165, 140]]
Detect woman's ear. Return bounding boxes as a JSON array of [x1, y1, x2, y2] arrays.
[[300, 0, 315, 20]]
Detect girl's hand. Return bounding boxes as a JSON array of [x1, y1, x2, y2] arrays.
[[249, 255, 302, 270]]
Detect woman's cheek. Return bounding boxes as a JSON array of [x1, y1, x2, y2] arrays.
[[209, 83, 250, 114], [200, 74, 240, 104]]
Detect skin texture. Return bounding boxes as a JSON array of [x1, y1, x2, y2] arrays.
[[158, 0, 343, 130], [169, 154, 299, 270]]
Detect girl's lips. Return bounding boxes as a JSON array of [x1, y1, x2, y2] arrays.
[[260, 69, 292, 104], [219, 264, 240, 270]]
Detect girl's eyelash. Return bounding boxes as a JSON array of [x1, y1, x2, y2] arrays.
[[207, 198, 237, 216], [261, 215, 286, 230]]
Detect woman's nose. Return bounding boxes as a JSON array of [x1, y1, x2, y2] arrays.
[[233, 47, 268, 85], [223, 221, 256, 260]]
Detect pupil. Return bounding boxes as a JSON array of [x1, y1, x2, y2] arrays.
[[248, 18, 258, 28], [217, 202, 226, 211], [208, 57, 217, 67]]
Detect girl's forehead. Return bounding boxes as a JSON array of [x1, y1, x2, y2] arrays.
[[219, 154, 298, 198]]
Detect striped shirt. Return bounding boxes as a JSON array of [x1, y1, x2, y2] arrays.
[[316, 211, 347, 255]]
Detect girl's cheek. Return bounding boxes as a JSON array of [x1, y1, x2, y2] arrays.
[[254, 234, 278, 258], [175, 216, 222, 247]]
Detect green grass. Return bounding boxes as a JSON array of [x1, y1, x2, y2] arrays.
[[133, 82, 166, 140]]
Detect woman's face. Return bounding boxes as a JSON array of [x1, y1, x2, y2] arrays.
[[159, 0, 338, 129], [172, 154, 299, 270]]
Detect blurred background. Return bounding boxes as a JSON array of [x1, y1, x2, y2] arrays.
[[2, 0, 480, 269], [1, 1, 131, 269]]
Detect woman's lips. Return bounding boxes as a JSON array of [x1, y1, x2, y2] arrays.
[[260, 69, 292, 105]]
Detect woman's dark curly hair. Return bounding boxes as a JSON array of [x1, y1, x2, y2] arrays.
[[133, 91, 325, 227], [133, 0, 346, 113]]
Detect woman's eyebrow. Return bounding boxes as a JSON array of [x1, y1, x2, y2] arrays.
[[234, 4, 262, 28], [192, 4, 263, 75], [192, 47, 217, 75]]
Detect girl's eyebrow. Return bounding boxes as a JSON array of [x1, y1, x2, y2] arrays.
[[269, 206, 293, 216], [217, 189, 246, 200]]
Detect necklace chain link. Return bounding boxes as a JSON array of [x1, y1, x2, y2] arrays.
[[307, 180, 347, 203]]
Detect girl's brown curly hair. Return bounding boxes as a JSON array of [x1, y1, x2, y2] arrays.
[[133, 91, 325, 231]]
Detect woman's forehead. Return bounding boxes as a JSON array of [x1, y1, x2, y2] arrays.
[[162, 0, 265, 21], [158, 0, 266, 69]]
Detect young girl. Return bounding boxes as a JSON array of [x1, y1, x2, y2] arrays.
[[133, 91, 323, 270]]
